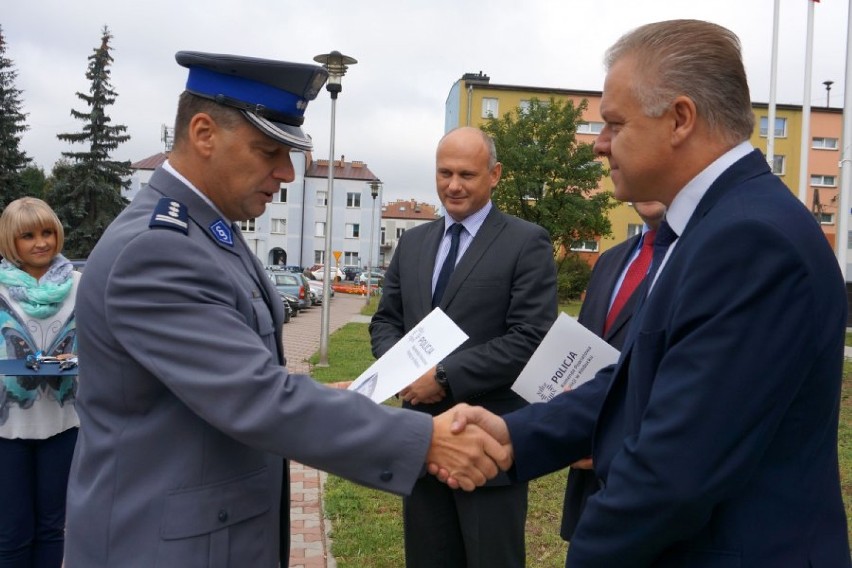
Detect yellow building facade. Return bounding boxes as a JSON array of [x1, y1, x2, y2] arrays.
[[445, 72, 844, 262]]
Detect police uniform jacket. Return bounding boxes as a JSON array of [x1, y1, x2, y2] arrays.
[[65, 167, 432, 567]]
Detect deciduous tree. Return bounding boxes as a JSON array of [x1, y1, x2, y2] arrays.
[[482, 97, 615, 261]]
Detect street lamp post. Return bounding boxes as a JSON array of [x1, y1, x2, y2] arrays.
[[313, 50, 357, 367], [823, 80, 834, 108], [366, 179, 381, 305]]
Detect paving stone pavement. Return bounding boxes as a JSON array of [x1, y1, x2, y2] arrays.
[[282, 291, 372, 568]]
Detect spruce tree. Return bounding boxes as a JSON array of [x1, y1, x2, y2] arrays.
[[0, 25, 33, 212], [49, 26, 130, 258]]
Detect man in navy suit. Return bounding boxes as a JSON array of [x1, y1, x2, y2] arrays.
[[440, 19, 850, 566]]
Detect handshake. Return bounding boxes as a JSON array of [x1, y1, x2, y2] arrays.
[[426, 404, 513, 491]]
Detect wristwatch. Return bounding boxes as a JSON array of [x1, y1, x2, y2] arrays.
[[434, 364, 450, 391]]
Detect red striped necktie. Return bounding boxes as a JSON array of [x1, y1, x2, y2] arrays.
[[603, 229, 656, 335]]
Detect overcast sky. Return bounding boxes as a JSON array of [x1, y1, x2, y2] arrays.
[[3, 0, 849, 206]]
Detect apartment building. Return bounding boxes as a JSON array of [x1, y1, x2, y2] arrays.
[[127, 152, 383, 272], [379, 199, 440, 266]]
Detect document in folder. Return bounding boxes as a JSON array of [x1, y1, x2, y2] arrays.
[[512, 312, 620, 403], [348, 308, 468, 403]]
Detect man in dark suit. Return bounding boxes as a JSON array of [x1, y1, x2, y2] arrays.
[[440, 20, 850, 566], [65, 53, 508, 568], [370, 126, 558, 567], [563, 201, 665, 541]]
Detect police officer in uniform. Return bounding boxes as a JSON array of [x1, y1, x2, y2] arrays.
[[64, 52, 508, 567]]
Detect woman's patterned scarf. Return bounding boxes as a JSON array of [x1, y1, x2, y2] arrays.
[[0, 255, 74, 318]]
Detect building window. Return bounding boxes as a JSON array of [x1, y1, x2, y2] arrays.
[[315, 222, 325, 237], [345, 223, 360, 238], [346, 192, 361, 207], [316, 191, 328, 206], [811, 174, 837, 187], [817, 213, 835, 225], [275, 186, 288, 203], [771, 155, 786, 175], [314, 250, 325, 263], [577, 121, 604, 135], [627, 224, 643, 238], [482, 97, 499, 118], [271, 218, 287, 234], [812, 137, 839, 150], [396, 228, 405, 239], [570, 240, 599, 252], [519, 100, 531, 114], [344, 252, 359, 265], [759, 116, 787, 137], [237, 219, 256, 232], [381, 227, 386, 245]]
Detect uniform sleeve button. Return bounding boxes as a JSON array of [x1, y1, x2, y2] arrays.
[[218, 509, 229, 523], [380, 470, 393, 482]]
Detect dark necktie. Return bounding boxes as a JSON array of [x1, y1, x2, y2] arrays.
[[621, 219, 678, 354], [644, 220, 678, 292], [432, 223, 464, 308], [603, 228, 657, 335]]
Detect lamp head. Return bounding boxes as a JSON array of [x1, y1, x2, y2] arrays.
[[369, 179, 382, 198], [313, 51, 357, 93]]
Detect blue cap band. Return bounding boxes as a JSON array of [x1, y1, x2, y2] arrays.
[[186, 66, 306, 124]]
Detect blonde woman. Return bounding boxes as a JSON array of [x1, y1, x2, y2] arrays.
[[0, 197, 79, 568]]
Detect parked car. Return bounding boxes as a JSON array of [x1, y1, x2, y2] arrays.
[[293, 272, 321, 306], [358, 270, 384, 288], [265, 270, 310, 311], [280, 294, 293, 323], [305, 264, 344, 282], [266, 264, 305, 275], [306, 277, 334, 304], [342, 265, 361, 281], [279, 292, 300, 318]]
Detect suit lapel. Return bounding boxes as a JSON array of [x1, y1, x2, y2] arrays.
[[437, 208, 506, 310], [599, 149, 773, 405], [419, 220, 446, 314], [679, 149, 770, 242]]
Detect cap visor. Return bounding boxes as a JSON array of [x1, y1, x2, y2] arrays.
[[242, 111, 313, 151]]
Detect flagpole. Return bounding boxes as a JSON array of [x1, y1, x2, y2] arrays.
[[797, 0, 816, 204], [836, 0, 852, 278], [767, 0, 780, 170]]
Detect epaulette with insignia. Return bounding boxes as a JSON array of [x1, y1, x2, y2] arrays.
[[149, 198, 189, 234]]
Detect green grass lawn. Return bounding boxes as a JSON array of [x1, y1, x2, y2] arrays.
[[312, 307, 852, 566]]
